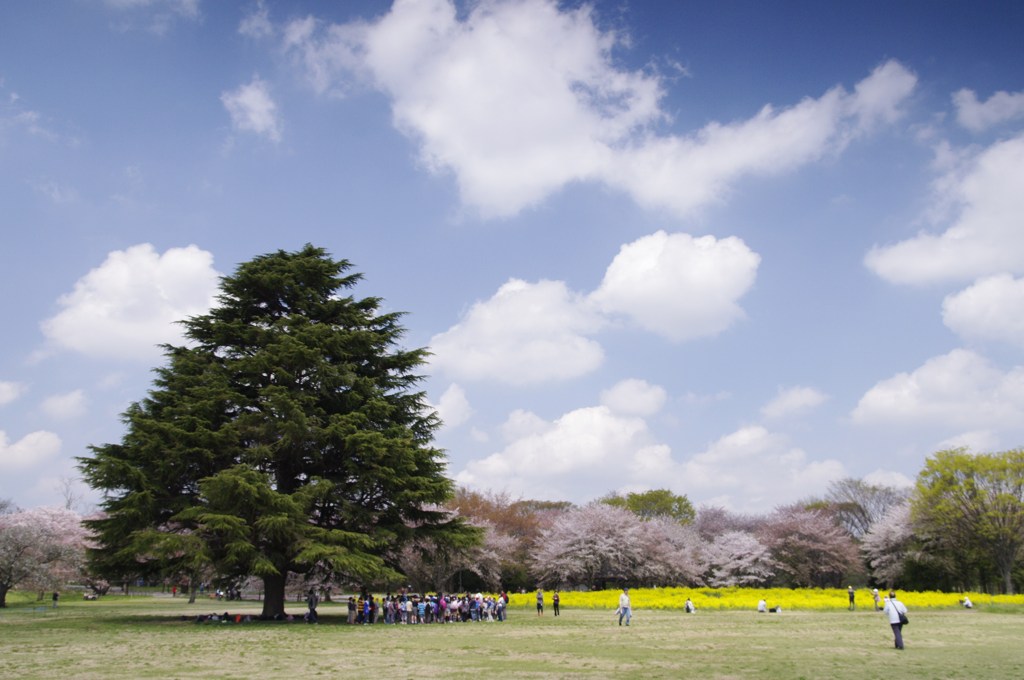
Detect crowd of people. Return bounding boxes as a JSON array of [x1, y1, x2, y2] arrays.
[[336, 591, 510, 625]]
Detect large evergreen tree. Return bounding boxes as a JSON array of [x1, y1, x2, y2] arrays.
[[79, 245, 473, 617]]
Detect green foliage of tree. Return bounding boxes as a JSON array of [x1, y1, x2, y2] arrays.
[[79, 245, 475, 617], [600, 488, 695, 525], [913, 448, 1024, 594]]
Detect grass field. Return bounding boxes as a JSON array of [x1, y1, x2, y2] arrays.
[[2, 594, 1024, 679]]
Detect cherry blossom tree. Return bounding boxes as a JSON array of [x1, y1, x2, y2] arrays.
[[399, 518, 515, 592], [449, 488, 568, 591], [0, 506, 88, 607], [531, 503, 647, 588], [694, 506, 764, 539], [861, 500, 913, 588], [759, 505, 860, 588], [703, 530, 775, 587]]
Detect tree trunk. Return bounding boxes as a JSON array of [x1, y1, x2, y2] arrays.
[[261, 573, 286, 619], [188, 578, 197, 604], [0, 584, 8, 608]]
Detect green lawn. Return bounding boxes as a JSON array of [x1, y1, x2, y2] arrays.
[[2, 595, 1023, 679]]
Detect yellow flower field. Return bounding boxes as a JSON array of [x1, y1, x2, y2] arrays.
[[509, 586, 1024, 611]]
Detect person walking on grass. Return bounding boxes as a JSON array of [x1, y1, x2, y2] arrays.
[[617, 587, 631, 626], [883, 591, 909, 650]]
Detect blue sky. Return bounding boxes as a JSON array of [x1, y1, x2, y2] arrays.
[[3, 0, 1024, 513]]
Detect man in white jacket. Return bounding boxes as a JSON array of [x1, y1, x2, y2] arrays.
[[883, 591, 908, 650]]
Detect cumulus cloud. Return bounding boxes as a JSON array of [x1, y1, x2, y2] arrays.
[[0, 430, 61, 472], [433, 383, 473, 429], [851, 349, 1024, 429], [936, 430, 1001, 453], [455, 401, 844, 511], [221, 76, 282, 142], [431, 230, 760, 384], [455, 404, 663, 500], [865, 132, 1024, 284], [761, 386, 828, 420], [429, 279, 605, 385], [953, 88, 1024, 132], [590, 231, 759, 341], [41, 243, 220, 362], [281, 0, 915, 218], [41, 390, 88, 420], [0, 381, 25, 407], [679, 426, 846, 512], [942, 274, 1024, 347], [600, 378, 666, 417]]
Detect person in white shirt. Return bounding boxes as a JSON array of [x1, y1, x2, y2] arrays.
[[757, 598, 767, 613], [617, 587, 631, 626], [883, 591, 909, 650]]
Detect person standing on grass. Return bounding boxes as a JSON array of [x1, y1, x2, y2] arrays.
[[306, 588, 319, 623], [536, 588, 544, 616], [848, 585, 856, 610], [872, 588, 881, 611], [617, 587, 631, 626], [883, 591, 909, 650], [52, 591, 59, 608], [553, 590, 560, 616]]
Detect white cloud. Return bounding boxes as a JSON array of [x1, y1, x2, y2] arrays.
[[848, 59, 920, 130], [942, 274, 1024, 347], [865, 132, 1024, 284], [679, 426, 846, 512], [431, 230, 760, 385], [936, 430, 1001, 453], [455, 403, 844, 511], [862, 469, 915, 490], [0, 381, 25, 407], [456, 404, 662, 500], [239, 0, 273, 39], [221, 76, 282, 142], [600, 378, 666, 417], [429, 278, 605, 385], [612, 61, 915, 216], [40, 389, 88, 420], [953, 88, 1024, 132], [282, 1, 915, 218], [851, 349, 1024, 429], [0, 430, 61, 472], [41, 243, 220, 362], [761, 386, 828, 420], [589, 231, 760, 341], [433, 383, 473, 429], [104, 0, 201, 35]]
